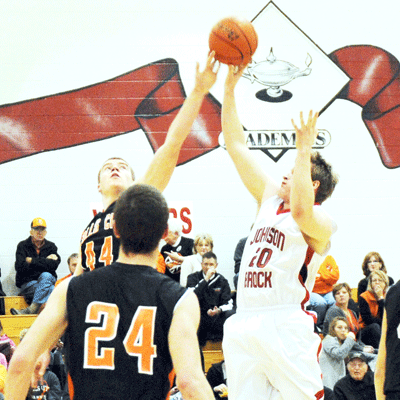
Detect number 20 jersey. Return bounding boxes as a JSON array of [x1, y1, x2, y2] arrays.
[[237, 195, 336, 310], [65, 262, 187, 400]]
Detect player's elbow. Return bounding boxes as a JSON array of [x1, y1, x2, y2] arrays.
[[176, 373, 205, 399]]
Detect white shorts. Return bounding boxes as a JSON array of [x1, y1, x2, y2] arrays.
[[223, 306, 324, 400]]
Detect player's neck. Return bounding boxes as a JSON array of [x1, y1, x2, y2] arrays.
[[102, 192, 120, 210], [117, 248, 159, 268]]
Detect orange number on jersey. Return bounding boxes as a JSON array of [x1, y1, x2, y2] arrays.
[[84, 302, 119, 369], [84, 241, 96, 271], [84, 303, 157, 374], [123, 306, 157, 375], [99, 236, 113, 266]]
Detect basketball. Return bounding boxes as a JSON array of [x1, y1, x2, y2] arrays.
[[209, 17, 258, 65]]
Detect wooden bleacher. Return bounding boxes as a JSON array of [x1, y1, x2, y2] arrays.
[[203, 340, 223, 372], [0, 296, 37, 345]]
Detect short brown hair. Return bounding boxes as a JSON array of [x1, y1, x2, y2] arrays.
[[361, 252, 386, 277], [332, 282, 351, 298], [311, 152, 338, 204]]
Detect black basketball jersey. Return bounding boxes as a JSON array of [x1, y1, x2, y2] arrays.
[[384, 280, 400, 394], [65, 262, 187, 400], [80, 202, 120, 271]]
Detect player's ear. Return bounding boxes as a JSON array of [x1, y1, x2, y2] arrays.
[[113, 225, 121, 239], [312, 180, 320, 191]]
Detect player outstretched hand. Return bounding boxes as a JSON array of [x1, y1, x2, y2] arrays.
[[291, 110, 319, 151], [194, 51, 220, 95], [224, 64, 247, 93]]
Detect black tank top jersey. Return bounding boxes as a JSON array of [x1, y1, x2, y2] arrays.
[[65, 262, 187, 400], [80, 202, 120, 271], [384, 280, 400, 394]]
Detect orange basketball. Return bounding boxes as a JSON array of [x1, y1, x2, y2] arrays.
[[209, 17, 258, 65]]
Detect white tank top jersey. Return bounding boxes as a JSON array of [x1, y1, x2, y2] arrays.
[[237, 195, 337, 311]]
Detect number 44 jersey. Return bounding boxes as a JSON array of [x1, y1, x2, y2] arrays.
[[65, 262, 187, 400]]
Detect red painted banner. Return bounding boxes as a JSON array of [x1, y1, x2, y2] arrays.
[[331, 45, 400, 168], [0, 58, 222, 165]]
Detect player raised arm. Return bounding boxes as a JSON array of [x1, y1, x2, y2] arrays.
[[5, 279, 69, 400], [290, 111, 333, 254], [168, 291, 214, 400], [222, 65, 279, 208], [138, 52, 220, 192]]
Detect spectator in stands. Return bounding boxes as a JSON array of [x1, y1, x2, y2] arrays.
[[19, 328, 62, 400], [187, 251, 234, 346], [180, 233, 213, 286], [11, 218, 61, 315], [0, 321, 16, 367], [55, 253, 79, 287], [334, 352, 376, 400], [320, 316, 376, 390], [160, 217, 194, 283], [357, 252, 394, 301], [0, 363, 5, 398], [207, 357, 228, 399], [307, 255, 340, 330], [323, 283, 360, 338], [359, 270, 388, 349]]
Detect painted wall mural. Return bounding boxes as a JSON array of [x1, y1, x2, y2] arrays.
[[0, 0, 399, 293]]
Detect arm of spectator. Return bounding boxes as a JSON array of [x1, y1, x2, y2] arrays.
[[218, 277, 233, 312], [233, 238, 246, 275], [14, 243, 36, 278], [164, 251, 185, 264], [180, 257, 194, 287], [357, 279, 367, 301], [31, 244, 61, 273], [359, 296, 383, 326], [322, 335, 356, 361]]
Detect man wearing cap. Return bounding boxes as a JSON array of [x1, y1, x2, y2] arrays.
[[11, 218, 61, 315], [334, 352, 377, 400]]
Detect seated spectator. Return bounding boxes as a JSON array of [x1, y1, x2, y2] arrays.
[[11, 218, 61, 315], [307, 255, 340, 330], [207, 358, 228, 399], [20, 328, 62, 400], [55, 253, 79, 287], [333, 352, 376, 400], [320, 317, 376, 390], [232, 236, 247, 290], [187, 251, 234, 346], [180, 233, 213, 286], [323, 283, 361, 338], [0, 321, 16, 367], [161, 217, 194, 283], [357, 251, 394, 301], [359, 270, 388, 349]]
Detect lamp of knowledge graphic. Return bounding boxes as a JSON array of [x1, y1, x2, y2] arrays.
[[243, 48, 312, 102]]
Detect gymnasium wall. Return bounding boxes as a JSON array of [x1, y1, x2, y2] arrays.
[[0, 0, 399, 294]]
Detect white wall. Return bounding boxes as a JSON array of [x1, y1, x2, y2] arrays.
[[0, 0, 399, 294]]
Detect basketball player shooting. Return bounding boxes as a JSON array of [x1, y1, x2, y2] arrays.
[[221, 64, 338, 400], [77, 52, 220, 274]]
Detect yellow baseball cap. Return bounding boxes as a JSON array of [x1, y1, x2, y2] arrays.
[[31, 218, 47, 228]]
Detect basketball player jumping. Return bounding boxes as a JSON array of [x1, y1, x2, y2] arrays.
[[221, 65, 338, 399], [5, 184, 214, 400], [77, 52, 219, 274]]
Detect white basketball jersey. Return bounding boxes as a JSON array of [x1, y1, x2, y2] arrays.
[[237, 195, 336, 310]]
